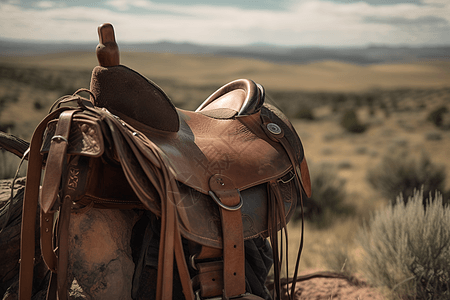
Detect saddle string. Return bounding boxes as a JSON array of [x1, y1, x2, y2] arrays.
[[100, 110, 194, 300], [260, 107, 307, 300], [278, 139, 306, 299], [268, 183, 281, 298], [152, 147, 194, 300], [268, 180, 291, 299], [290, 191, 305, 297], [275, 180, 291, 299]]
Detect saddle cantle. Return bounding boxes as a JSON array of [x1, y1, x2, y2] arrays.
[[18, 23, 311, 300]]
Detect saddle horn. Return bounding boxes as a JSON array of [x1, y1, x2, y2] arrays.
[[96, 23, 120, 67]]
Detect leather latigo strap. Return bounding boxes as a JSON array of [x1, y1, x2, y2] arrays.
[[209, 174, 246, 298]]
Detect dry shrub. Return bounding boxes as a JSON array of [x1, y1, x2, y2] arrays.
[[427, 105, 448, 127], [357, 190, 450, 299], [340, 109, 367, 133], [294, 164, 355, 229], [367, 151, 447, 205], [295, 105, 315, 120]]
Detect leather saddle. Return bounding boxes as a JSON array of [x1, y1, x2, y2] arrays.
[[18, 23, 311, 300]]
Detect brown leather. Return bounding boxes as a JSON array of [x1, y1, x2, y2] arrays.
[[196, 78, 264, 116], [40, 110, 77, 214], [193, 262, 224, 298], [19, 108, 75, 300], [18, 23, 311, 300], [209, 174, 245, 298], [96, 23, 120, 67], [90, 65, 179, 132], [40, 212, 56, 272], [40, 116, 104, 158], [110, 108, 297, 246]]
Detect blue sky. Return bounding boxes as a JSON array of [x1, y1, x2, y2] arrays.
[[0, 0, 449, 47]]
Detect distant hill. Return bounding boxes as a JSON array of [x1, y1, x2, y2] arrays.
[[0, 39, 448, 65]]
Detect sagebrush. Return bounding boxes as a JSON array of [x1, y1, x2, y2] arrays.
[[340, 109, 367, 133], [294, 164, 355, 228], [357, 190, 450, 299], [367, 151, 447, 204]]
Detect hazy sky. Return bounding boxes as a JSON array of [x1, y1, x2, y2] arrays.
[[0, 0, 449, 47]]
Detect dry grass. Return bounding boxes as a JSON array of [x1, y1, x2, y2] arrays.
[[1, 51, 450, 298], [1, 52, 449, 92]]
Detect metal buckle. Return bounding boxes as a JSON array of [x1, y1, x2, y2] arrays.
[[190, 254, 198, 271], [51, 135, 69, 143], [208, 190, 243, 211]]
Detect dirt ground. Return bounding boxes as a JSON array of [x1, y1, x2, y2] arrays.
[[291, 274, 386, 299]]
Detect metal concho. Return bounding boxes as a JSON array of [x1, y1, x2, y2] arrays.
[[266, 123, 282, 135]]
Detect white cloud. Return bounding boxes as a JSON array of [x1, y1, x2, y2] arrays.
[[0, 0, 449, 46], [35, 1, 56, 9]]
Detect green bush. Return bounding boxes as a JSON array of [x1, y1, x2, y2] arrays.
[[340, 109, 367, 133], [294, 164, 355, 228], [356, 190, 450, 299], [367, 151, 447, 204]]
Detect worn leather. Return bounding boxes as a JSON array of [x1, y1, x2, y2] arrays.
[[18, 23, 311, 300]]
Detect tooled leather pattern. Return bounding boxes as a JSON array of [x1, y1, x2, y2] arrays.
[[41, 118, 104, 157]]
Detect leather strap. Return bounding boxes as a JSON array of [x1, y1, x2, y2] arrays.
[[19, 108, 73, 300], [192, 262, 223, 298], [209, 174, 246, 298], [109, 118, 194, 300], [41, 110, 77, 300], [155, 162, 196, 300], [56, 194, 71, 300], [40, 110, 77, 214], [40, 211, 56, 272], [260, 109, 307, 299]]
